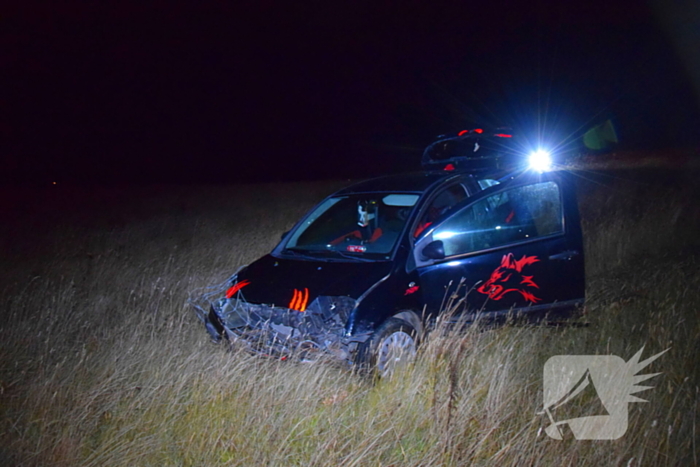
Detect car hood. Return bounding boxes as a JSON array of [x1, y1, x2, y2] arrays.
[[234, 254, 392, 307]]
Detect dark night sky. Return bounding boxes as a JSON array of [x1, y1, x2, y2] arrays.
[[3, 1, 700, 184]]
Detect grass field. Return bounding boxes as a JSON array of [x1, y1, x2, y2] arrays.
[[1, 163, 699, 466]]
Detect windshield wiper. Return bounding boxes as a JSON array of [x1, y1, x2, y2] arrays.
[[282, 248, 334, 262], [330, 250, 377, 262], [284, 247, 377, 263]]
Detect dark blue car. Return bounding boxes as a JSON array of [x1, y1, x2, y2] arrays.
[[199, 131, 585, 375]]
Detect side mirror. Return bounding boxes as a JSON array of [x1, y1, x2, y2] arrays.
[[280, 230, 290, 241], [420, 240, 445, 261]]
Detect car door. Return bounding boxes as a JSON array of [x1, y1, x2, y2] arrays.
[[413, 172, 584, 321]]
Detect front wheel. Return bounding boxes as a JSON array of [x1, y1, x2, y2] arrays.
[[355, 317, 418, 377]]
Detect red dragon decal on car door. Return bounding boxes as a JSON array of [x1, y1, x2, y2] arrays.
[[477, 253, 541, 303]]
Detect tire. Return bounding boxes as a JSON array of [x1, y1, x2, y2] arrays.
[[355, 317, 418, 377]]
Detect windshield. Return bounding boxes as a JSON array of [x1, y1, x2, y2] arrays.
[[284, 193, 419, 259]]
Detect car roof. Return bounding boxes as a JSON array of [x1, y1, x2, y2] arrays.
[[334, 171, 469, 195]]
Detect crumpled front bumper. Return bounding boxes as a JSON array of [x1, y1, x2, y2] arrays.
[[203, 295, 360, 363]]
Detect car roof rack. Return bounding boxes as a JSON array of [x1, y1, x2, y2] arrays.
[[421, 128, 520, 172]]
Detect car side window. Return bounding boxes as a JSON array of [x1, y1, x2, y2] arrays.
[[414, 184, 467, 237], [433, 181, 563, 256], [477, 178, 500, 190]]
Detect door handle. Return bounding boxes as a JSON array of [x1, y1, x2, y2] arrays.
[[548, 250, 579, 261]]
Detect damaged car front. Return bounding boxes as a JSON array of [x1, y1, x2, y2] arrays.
[[199, 190, 424, 364], [195, 129, 587, 375]]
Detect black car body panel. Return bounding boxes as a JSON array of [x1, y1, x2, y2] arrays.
[[235, 254, 393, 307], [198, 163, 585, 365]]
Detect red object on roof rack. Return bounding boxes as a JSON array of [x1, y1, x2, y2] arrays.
[[457, 128, 484, 136], [422, 126, 518, 171]]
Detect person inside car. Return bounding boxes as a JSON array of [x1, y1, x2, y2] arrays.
[[330, 200, 383, 246]]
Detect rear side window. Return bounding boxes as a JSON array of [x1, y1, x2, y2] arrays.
[[433, 181, 563, 256]]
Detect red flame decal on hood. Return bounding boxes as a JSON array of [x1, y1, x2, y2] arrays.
[[289, 288, 309, 312], [225, 280, 250, 299]]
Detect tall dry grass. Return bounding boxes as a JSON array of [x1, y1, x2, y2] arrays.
[[1, 168, 699, 466]]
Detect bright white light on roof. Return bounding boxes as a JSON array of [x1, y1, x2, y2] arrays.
[[529, 149, 552, 172]]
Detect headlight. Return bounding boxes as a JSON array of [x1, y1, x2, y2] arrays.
[[528, 150, 552, 172]]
